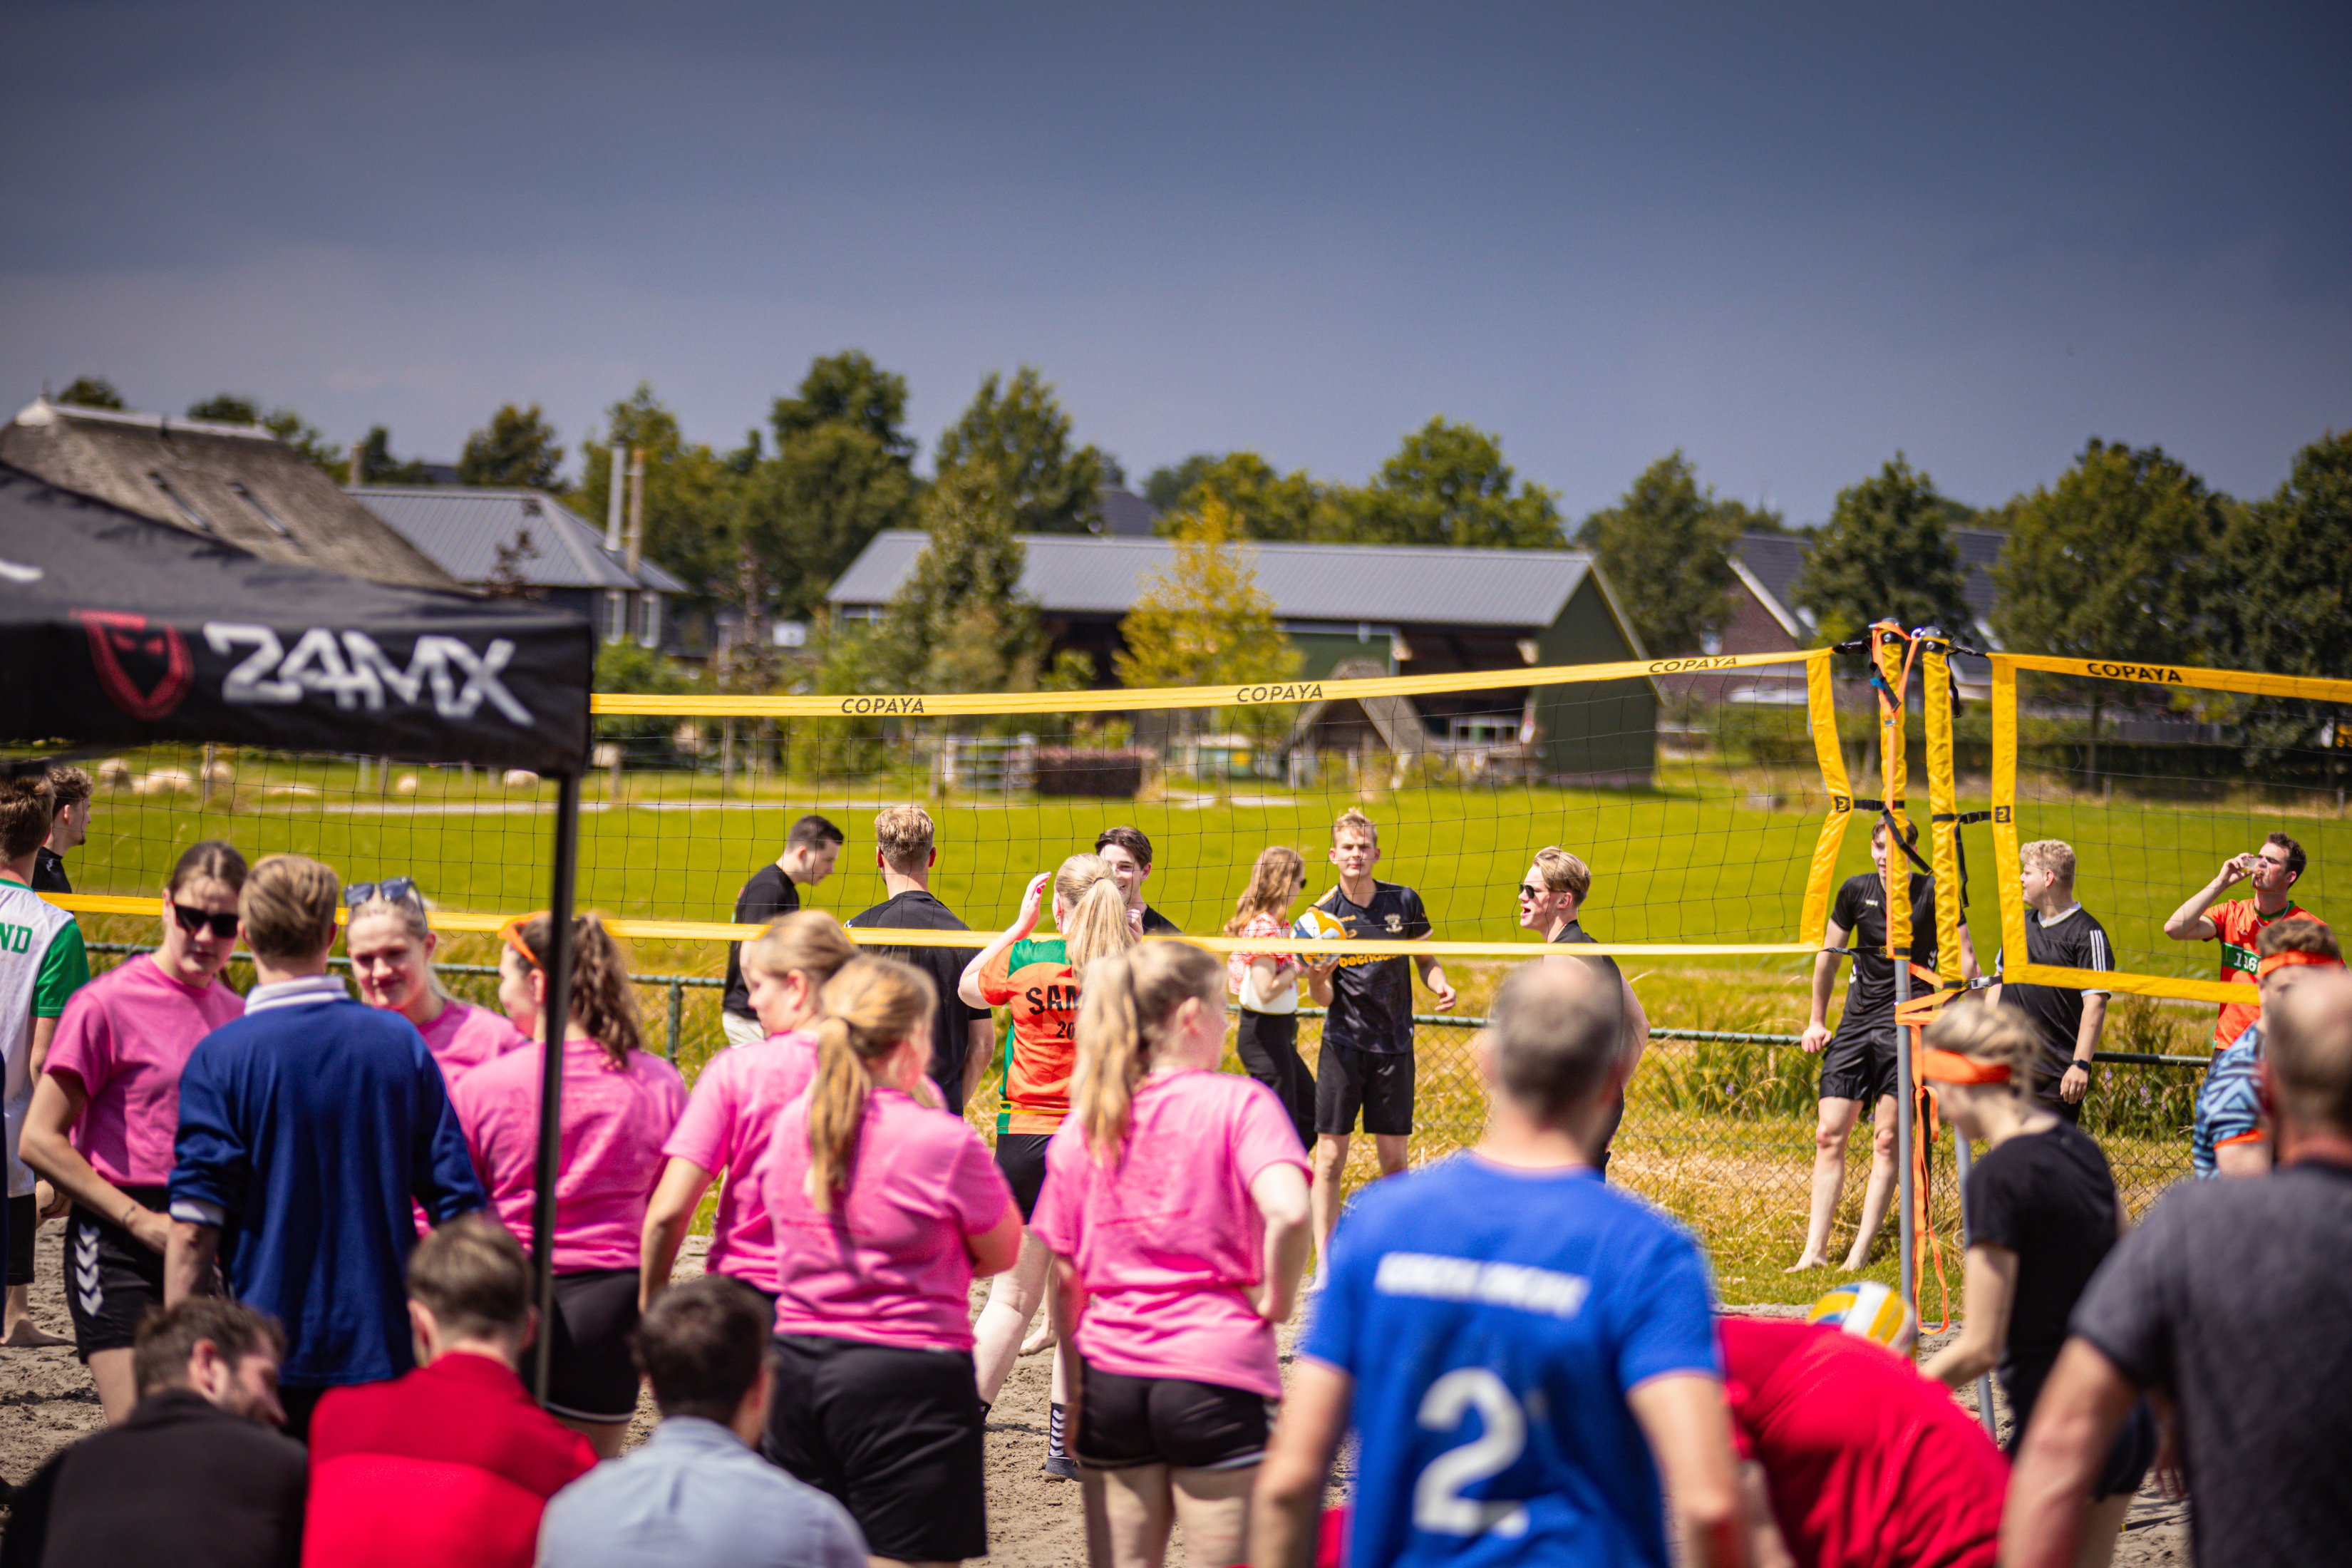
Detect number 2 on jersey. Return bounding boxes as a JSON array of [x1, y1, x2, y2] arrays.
[[1412, 1368, 1531, 1539]]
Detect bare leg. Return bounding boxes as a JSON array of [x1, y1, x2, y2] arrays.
[[1371, 1133, 1409, 1178], [973, 1232, 1051, 1405], [89, 1346, 139, 1425], [1310, 1134, 1351, 1272], [2, 1282, 66, 1347], [1170, 1463, 1256, 1567], [559, 1415, 630, 1460], [1084, 1460, 1174, 1568], [1841, 1093, 1902, 1270], [2073, 1492, 2134, 1568], [1790, 1097, 1861, 1269]]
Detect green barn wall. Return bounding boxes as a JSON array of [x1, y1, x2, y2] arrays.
[[1531, 577, 1656, 783]]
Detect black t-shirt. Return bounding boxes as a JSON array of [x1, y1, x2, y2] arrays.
[[1995, 906, 2115, 1101], [721, 864, 798, 1018], [31, 845, 69, 895], [1, 1389, 308, 1568], [1138, 904, 1181, 937], [1831, 872, 1948, 1028], [1547, 918, 1623, 989], [2073, 1160, 2352, 1568], [847, 888, 990, 1115], [1316, 880, 1431, 1055], [1964, 1120, 2119, 1438]]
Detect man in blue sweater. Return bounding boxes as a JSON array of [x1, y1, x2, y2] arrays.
[[167, 854, 483, 1439]]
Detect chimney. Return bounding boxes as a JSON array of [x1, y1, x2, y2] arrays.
[[604, 438, 626, 552], [626, 446, 646, 574], [348, 439, 367, 487]]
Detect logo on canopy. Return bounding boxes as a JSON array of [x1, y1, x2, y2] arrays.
[[71, 609, 193, 720]]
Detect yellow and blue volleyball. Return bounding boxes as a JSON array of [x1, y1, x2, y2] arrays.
[[1807, 1281, 1913, 1348], [1292, 907, 1351, 944]]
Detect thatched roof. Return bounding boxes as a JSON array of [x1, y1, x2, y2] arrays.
[[0, 399, 458, 592]]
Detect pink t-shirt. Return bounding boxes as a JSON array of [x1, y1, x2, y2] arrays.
[[415, 1001, 532, 1089], [761, 1085, 1013, 1351], [1029, 1069, 1308, 1398], [43, 954, 244, 1187], [453, 1036, 688, 1274], [661, 1029, 820, 1291]]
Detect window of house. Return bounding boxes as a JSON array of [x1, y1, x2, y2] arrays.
[[605, 591, 627, 644], [149, 473, 212, 533], [639, 593, 661, 648], [231, 483, 294, 538]]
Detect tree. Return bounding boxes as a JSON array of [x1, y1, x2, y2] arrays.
[[57, 376, 123, 410], [1147, 451, 1325, 540], [871, 463, 1043, 698], [2209, 430, 2352, 760], [1117, 497, 1304, 744], [186, 392, 261, 424], [1330, 418, 1563, 547], [458, 403, 564, 489], [745, 352, 922, 618], [770, 350, 917, 463], [1143, 454, 1217, 514], [574, 383, 743, 600], [933, 366, 1115, 534], [349, 426, 432, 485], [1576, 452, 1770, 656], [1792, 455, 1974, 648]]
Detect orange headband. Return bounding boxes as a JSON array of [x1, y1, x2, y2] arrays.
[[500, 914, 547, 970], [1919, 1046, 2011, 1085], [2259, 949, 2343, 981]]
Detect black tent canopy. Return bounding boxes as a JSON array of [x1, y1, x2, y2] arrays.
[[0, 461, 594, 1398]]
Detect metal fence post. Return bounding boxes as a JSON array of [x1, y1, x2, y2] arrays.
[[1951, 1133, 1998, 1437], [668, 978, 684, 1062]]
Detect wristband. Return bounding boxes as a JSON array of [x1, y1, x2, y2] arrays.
[[123, 1200, 142, 1228]]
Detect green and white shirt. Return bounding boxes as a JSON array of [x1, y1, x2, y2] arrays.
[[1, 875, 88, 1197]]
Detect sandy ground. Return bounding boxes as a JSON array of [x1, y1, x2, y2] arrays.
[[2, 1217, 2188, 1564]]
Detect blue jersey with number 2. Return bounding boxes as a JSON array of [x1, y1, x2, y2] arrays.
[[1302, 1156, 1718, 1567]]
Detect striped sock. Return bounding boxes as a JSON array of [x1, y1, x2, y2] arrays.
[[1047, 1401, 1068, 1459]]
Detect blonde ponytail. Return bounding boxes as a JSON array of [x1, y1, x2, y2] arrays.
[[1070, 942, 1225, 1162], [1056, 852, 1137, 973], [803, 956, 934, 1212]]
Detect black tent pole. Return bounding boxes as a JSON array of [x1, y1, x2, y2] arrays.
[[529, 770, 582, 1405]]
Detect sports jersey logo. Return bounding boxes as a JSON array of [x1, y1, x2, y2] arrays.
[[1384, 913, 1403, 933], [73, 609, 193, 721]]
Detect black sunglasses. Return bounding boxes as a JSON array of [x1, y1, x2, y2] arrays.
[[171, 902, 239, 939], [346, 877, 420, 910], [1514, 883, 1547, 900]]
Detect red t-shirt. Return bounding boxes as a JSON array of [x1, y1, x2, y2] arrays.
[[1721, 1316, 2005, 1568], [2208, 899, 2311, 1048], [304, 1351, 597, 1568]]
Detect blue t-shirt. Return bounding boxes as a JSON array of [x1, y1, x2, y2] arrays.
[[1302, 1155, 1719, 1567], [2193, 1024, 2266, 1178], [170, 991, 484, 1386]]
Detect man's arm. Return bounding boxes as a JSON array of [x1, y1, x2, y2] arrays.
[[962, 1017, 993, 1103], [1619, 974, 1651, 1076], [1250, 1359, 1353, 1568], [1413, 950, 1457, 1013], [27, 1014, 58, 1079], [2164, 855, 2253, 942], [1735, 1462, 1799, 1568], [2060, 993, 2107, 1105], [1801, 921, 1848, 1053], [165, 1219, 220, 1306], [2001, 1338, 2142, 1568], [1625, 1373, 1744, 1568]]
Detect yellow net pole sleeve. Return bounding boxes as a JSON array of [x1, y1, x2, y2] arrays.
[[1991, 656, 2030, 991], [1921, 643, 1964, 986], [1801, 649, 1852, 947]]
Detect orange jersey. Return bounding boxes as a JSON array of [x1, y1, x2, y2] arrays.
[[2209, 899, 2311, 1048], [980, 937, 1080, 1135]]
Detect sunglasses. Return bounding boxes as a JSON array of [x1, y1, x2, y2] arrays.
[[345, 876, 420, 911], [1514, 884, 1547, 900], [171, 902, 239, 939]]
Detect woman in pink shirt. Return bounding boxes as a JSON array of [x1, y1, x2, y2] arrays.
[[1029, 941, 1312, 1568], [346, 877, 530, 1090], [638, 909, 856, 1311], [761, 956, 1023, 1567], [22, 840, 247, 1423], [457, 912, 687, 1456]]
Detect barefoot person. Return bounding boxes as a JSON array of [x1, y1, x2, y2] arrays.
[[1226, 846, 1313, 1151], [2162, 831, 2314, 1051], [346, 877, 530, 1090], [23, 842, 246, 1419], [1301, 809, 1455, 1275], [959, 854, 1136, 1479], [1791, 818, 1977, 1272], [1, 770, 86, 1348], [1517, 845, 1649, 1177], [1918, 1004, 2151, 1568], [457, 912, 687, 1458], [759, 957, 1023, 1567], [640, 912, 857, 1311], [1031, 942, 1310, 1568]]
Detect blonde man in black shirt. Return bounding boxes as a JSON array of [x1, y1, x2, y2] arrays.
[[1986, 840, 2113, 1121]]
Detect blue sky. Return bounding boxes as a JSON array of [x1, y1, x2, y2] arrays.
[[4, 0, 2344, 522]]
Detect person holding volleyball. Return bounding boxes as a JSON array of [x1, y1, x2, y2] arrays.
[[456, 912, 687, 1458], [1225, 846, 1313, 1151], [760, 956, 1023, 1566], [1031, 940, 1311, 1568], [639, 910, 858, 1311]]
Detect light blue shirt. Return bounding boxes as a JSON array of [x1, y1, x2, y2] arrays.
[[536, 1416, 865, 1568]]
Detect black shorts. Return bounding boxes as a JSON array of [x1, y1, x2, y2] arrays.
[[997, 1131, 1053, 1222], [763, 1332, 986, 1562], [1819, 1023, 1898, 1104], [1077, 1361, 1272, 1471], [64, 1189, 168, 1358], [1315, 1041, 1414, 1137], [547, 1268, 641, 1423], [2094, 1397, 2158, 1500], [8, 1192, 36, 1287]]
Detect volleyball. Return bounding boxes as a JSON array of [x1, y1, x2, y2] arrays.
[[1292, 906, 1351, 944], [1806, 1281, 1914, 1348]]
